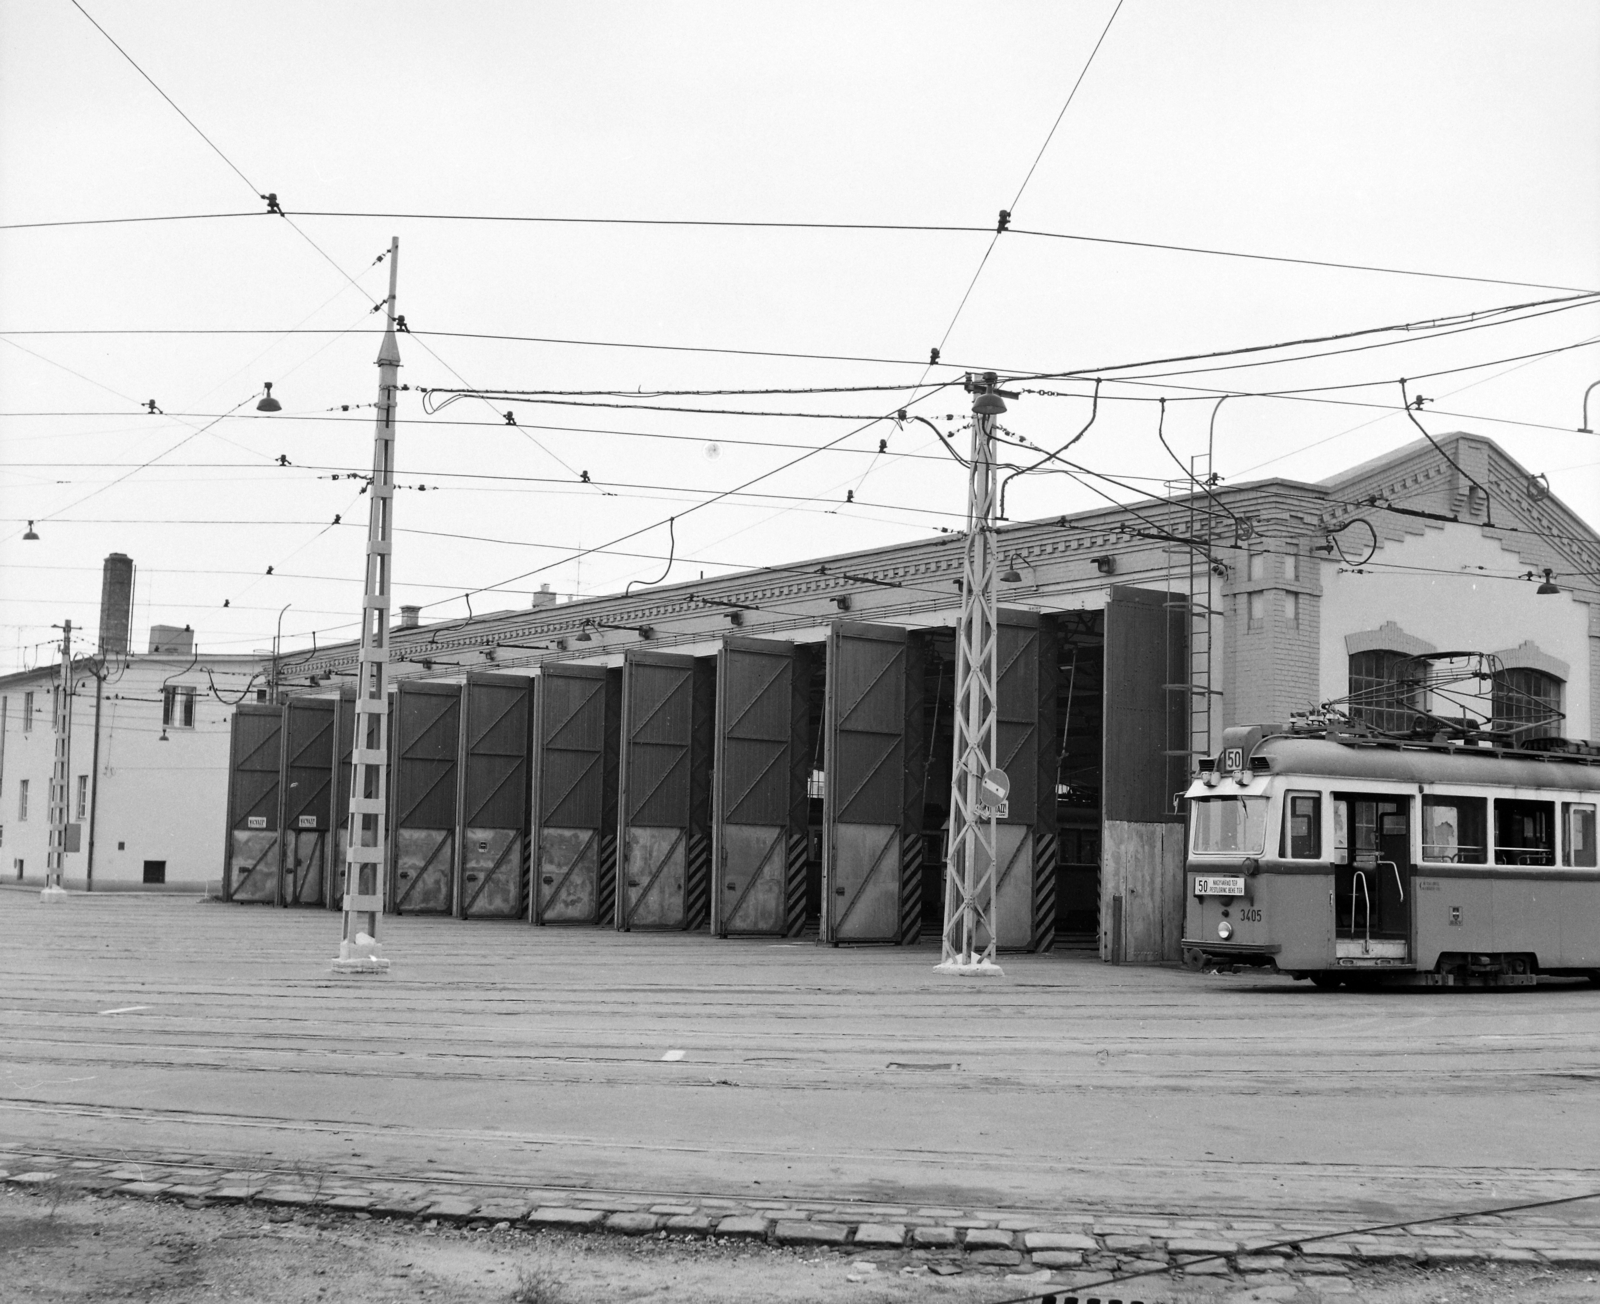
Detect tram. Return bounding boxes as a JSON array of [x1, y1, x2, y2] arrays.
[[1181, 723, 1600, 986]]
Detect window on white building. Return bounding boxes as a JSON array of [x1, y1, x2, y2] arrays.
[[18, 779, 29, 821], [1284, 551, 1299, 582], [1348, 649, 1418, 733], [23, 691, 34, 732], [76, 774, 88, 820], [1285, 591, 1299, 628], [162, 685, 197, 729], [1247, 552, 1266, 582], [1492, 667, 1562, 741], [1247, 591, 1265, 630]]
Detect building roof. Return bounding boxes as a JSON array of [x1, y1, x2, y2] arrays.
[[0, 649, 263, 693], [280, 433, 1598, 688]]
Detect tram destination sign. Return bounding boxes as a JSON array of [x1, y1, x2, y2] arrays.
[[1194, 875, 1246, 897]]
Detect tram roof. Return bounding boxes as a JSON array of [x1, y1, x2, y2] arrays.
[[1252, 735, 1600, 793]]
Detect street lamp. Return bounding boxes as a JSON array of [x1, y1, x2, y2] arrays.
[[1580, 379, 1600, 433], [271, 603, 291, 703], [257, 382, 282, 413]]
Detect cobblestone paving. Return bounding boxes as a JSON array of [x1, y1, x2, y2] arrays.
[[6, 1148, 1599, 1299]]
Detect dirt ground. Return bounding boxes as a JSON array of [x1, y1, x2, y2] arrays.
[[4, 1189, 1599, 1304]]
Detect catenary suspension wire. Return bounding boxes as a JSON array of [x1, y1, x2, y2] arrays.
[[1008, 0, 1126, 211], [68, 0, 379, 306], [869, 0, 1129, 497], [406, 333, 590, 483], [67, 1, 262, 195], [11, 206, 1591, 294], [1070, 296, 1600, 386], [1013, 292, 1600, 384], [5, 289, 1588, 395], [425, 391, 947, 612], [28, 393, 259, 528]]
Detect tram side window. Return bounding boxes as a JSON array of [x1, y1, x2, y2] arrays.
[[1494, 799, 1555, 866], [1192, 796, 1268, 855], [1280, 791, 1322, 859], [1421, 796, 1487, 863], [1565, 803, 1598, 868]]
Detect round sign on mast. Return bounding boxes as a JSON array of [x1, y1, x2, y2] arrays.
[[976, 767, 1010, 816]]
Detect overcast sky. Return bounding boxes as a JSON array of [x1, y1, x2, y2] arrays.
[[2, 0, 1597, 674]]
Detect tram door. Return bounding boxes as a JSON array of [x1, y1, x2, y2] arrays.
[[1333, 794, 1411, 952]]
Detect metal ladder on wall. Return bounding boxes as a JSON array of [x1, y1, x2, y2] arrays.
[[1163, 456, 1222, 780]]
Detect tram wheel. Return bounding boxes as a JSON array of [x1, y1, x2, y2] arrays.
[[1309, 973, 1342, 989]]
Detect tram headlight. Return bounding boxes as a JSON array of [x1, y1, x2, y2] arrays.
[[1217, 920, 1234, 940]]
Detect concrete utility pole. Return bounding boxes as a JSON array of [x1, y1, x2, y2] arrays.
[[939, 374, 1014, 973], [43, 620, 73, 900], [334, 237, 400, 974]]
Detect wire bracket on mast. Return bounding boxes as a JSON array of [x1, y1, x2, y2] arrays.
[[937, 373, 1017, 977], [334, 236, 400, 975]]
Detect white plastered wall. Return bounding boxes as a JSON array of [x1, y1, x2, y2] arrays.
[[1318, 523, 1593, 739], [0, 659, 237, 892]]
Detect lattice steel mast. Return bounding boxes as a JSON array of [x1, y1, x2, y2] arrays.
[[44, 620, 73, 899], [335, 237, 400, 974], [940, 374, 1014, 971]]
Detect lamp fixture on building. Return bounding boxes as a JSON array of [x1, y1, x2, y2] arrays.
[[256, 382, 282, 413], [1001, 557, 1023, 583], [1580, 379, 1599, 433], [1537, 569, 1561, 596], [22, 520, 39, 540], [1092, 555, 1116, 575]]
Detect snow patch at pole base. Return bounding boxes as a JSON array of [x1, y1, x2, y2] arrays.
[[933, 955, 1005, 977], [332, 932, 391, 974], [39, 885, 70, 903]]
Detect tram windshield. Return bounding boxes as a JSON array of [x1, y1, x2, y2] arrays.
[[1191, 796, 1268, 855]]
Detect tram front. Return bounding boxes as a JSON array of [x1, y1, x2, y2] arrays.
[[1179, 723, 1415, 981]]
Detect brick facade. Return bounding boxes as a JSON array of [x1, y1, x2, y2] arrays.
[[1221, 545, 1322, 727]]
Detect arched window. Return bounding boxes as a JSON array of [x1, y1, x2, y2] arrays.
[[1492, 667, 1562, 740], [1347, 649, 1418, 732]]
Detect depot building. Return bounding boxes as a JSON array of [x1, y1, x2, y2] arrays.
[[222, 434, 1600, 962]]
